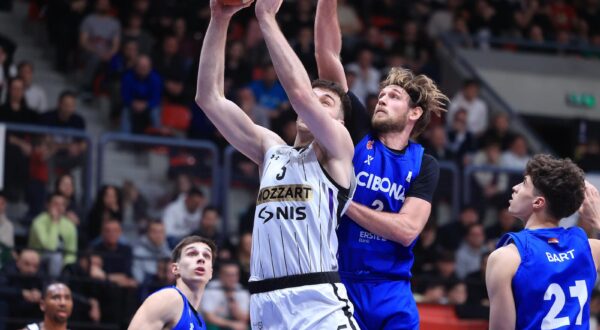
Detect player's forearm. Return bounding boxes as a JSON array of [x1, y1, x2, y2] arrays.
[[256, 16, 314, 108], [195, 16, 230, 106], [345, 202, 422, 246], [314, 0, 347, 90]]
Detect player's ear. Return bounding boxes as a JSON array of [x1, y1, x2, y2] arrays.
[[409, 106, 423, 121], [532, 196, 545, 211], [171, 262, 179, 277]]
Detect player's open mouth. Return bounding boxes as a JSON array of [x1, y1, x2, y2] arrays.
[[195, 267, 205, 274]]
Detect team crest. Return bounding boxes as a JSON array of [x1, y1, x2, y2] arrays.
[[367, 140, 374, 150]]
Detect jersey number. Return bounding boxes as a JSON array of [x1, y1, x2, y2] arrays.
[[542, 280, 588, 330], [371, 199, 384, 211], [276, 165, 287, 180]]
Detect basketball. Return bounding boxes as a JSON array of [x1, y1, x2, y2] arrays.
[[219, 0, 252, 6]]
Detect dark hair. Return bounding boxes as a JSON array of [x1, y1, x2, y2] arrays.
[[17, 61, 33, 72], [202, 205, 219, 216], [525, 154, 585, 220], [171, 236, 217, 263], [54, 173, 75, 198], [42, 281, 71, 299], [311, 79, 352, 121], [187, 187, 204, 198], [46, 192, 66, 203], [59, 90, 77, 102], [463, 79, 480, 88]]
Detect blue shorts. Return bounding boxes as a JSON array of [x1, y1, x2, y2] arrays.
[[341, 278, 419, 330]]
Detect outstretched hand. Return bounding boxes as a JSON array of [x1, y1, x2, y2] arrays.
[[579, 180, 600, 230], [210, 0, 254, 18], [255, 0, 283, 19]]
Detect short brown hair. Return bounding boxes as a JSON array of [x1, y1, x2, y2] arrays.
[[380, 67, 448, 138], [311, 79, 351, 121], [526, 154, 585, 220], [171, 236, 217, 263]]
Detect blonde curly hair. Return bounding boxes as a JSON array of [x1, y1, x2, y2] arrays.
[[380, 67, 449, 138]]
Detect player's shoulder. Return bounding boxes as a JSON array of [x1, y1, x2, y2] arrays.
[[141, 287, 184, 318], [421, 153, 439, 171], [489, 244, 521, 271]]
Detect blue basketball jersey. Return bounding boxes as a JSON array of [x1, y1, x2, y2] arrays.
[[337, 133, 423, 279], [153, 286, 207, 330], [497, 227, 596, 330]]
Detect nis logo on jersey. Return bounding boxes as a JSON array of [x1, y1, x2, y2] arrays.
[[356, 171, 406, 201]]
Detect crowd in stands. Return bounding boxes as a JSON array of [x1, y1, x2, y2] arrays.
[[1, 0, 600, 329]]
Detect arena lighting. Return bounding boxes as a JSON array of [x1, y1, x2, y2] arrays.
[[565, 93, 597, 109]]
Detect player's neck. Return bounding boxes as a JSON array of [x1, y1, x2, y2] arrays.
[[294, 133, 312, 148], [177, 280, 205, 309], [42, 318, 68, 330], [377, 129, 411, 150], [524, 213, 559, 230]]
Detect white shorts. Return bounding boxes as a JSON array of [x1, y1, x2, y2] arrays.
[[250, 282, 360, 330]]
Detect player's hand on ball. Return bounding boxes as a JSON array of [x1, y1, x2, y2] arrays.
[[579, 180, 600, 230], [255, 0, 283, 18], [210, 0, 254, 18]]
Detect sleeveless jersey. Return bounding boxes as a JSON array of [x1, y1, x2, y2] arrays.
[[250, 143, 354, 281], [497, 227, 596, 330], [152, 286, 206, 330], [337, 133, 424, 280]]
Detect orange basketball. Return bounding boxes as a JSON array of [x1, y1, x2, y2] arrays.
[[219, 0, 252, 6]]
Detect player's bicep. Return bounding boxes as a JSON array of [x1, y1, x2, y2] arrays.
[[486, 247, 519, 330]]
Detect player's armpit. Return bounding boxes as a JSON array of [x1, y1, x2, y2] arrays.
[[128, 289, 182, 330], [486, 245, 520, 330]]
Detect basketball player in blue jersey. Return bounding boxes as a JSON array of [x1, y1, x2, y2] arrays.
[[314, 1, 448, 328], [486, 155, 600, 330], [128, 236, 216, 330], [196, 0, 359, 328]]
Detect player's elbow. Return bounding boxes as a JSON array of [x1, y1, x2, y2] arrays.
[[390, 227, 419, 247], [194, 93, 217, 110]]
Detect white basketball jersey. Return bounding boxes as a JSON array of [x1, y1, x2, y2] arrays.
[[250, 143, 355, 281]]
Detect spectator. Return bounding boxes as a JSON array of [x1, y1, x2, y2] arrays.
[[236, 232, 252, 287], [248, 63, 289, 122], [500, 134, 531, 170], [121, 13, 154, 56], [86, 185, 122, 243], [17, 61, 48, 113], [345, 48, 381, 105], [0, 78, 38, 124], [78, 0, 121, 91], [471, 139, 510, 210], [337, 0, 363, 47], [193, 206, 230, 258], [152, 35, 188, 83], [28, 193, 78, 276], [481, 112, 515, 151], [447, 108, 477, 165], [60, 252, 105, 324], [202, 261, 250, 330], [224, 41, 252, 92], [0, 44, 17, 103], [0, 192, 14, 250], [47, 0, 87, 73], [413, 222, 440, 275], [423, 125, 454, 162], [485, 207, 522, 246], [120, 55, 162, 134], [40, 91, 88, 175], [40, 91, 86, 130], [465, 252, 490, 307], [162, 187, 205, 245], [292, 26, 317, 79], [22, 282, 73, 330], [132, 221, 171, 283], [426, 0, 462, 39], [0, 249, 43, 327], [172, 17, 199, 64], [89, 219, 137, 288], [139, 257, 176, 300], [53, 174, 82, 227], [455, 224, 488, 279], [446, 280, 468, 305], [121, 180, 149, 242], [437, 205, 480, 251], [236, 87, 270, 129], [447, 79, 489, 136], [417, 279, 446, 304]]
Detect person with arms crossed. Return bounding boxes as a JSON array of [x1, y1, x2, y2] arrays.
[[486, 155, 600, 330], [128, 236, 217, 330], [314, 1, 447, 328], [195, 0, 358, 328]]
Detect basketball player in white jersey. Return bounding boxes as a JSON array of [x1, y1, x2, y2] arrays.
[[195, 0, 358, 329]]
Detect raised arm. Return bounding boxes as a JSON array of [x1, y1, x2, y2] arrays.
[[315, 0, 348, 91], [254, 0, 354, 161], [486, 245, 519, 330], [195, 0, 283, 165]]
